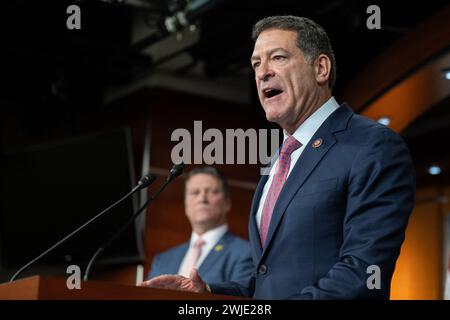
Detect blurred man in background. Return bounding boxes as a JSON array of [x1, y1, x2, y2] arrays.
[[147, 166, 253, 283]]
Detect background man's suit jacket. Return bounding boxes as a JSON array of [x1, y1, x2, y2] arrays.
[[210, 104, 416, 299], [147, 231, 253, 283]]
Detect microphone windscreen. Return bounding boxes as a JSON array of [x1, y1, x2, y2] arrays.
[[169, 162, 184, 179], [139, 173, 157, 188]]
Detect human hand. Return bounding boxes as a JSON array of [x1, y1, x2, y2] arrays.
[[138, 268, 209, 294]]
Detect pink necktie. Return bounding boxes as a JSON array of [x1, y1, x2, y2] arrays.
[[259, 135, 302, 246], [180, 237, 205, 277]]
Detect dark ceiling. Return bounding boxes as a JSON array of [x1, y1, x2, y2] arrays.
[[1, 0, 447, 105]]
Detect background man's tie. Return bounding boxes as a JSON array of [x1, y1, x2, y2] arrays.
[[180, 237, 205, 277], [259, 135, 302, 246]]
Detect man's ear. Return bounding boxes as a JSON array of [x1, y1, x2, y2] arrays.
[[315, 54, 331, 86]]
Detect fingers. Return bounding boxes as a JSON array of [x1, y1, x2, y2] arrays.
[[137, 276, 167, 288], [139, 272, 207, 294], [137, 280, 152, 287], [189, 268, 201, 282], [137, 279, 157, 287], [188, 268, 208, 293], [147, 275, 172, 287], [138, 274, 185, 290]]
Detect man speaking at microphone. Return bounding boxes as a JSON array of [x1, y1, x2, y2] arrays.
[[140, 15, 416, 299]]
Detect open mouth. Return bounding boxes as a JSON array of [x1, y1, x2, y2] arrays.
[[263, 88, 283, 99]]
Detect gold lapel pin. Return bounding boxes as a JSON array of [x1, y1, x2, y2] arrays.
[[312, 138, 323, 148], [214, 244, 224, 252]]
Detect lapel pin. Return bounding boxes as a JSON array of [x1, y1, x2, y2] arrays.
[[214, 244, 224, 252], [312, 138, 323, 148]]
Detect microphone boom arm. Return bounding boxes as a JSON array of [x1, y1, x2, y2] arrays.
[[83, 162, 184, 280], [9, 186, 140, 282], [9, 173, 157, 283]]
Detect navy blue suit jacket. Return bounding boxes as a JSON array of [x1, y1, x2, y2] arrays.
[[147, 231, 253, 283], [210, 104, 416, 299]]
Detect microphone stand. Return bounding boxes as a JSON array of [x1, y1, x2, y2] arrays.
[[83, 174, 178, 280], [9, 174, 156, 283]]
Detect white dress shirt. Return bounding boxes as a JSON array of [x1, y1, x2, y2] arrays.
[[256, 96, 341, 229], [177, 224, 229, 275]]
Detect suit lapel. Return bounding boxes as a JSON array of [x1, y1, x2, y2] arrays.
[[248, 174, 269, 258], [198, 232, 232, 276], [171, 243, 189, 274], [261, 104, 353, 256]]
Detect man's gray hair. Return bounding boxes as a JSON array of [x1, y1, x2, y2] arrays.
[[252, 15, 336, 89]]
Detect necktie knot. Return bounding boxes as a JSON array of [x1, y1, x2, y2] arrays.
[[194, 237, 205, 249], [281, 135, 302, 157]]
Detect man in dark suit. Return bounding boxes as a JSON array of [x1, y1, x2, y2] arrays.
[[140, 16, 415, 299], [146, 166, 253, 283]]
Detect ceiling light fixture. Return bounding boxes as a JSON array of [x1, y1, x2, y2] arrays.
[[377, 117, 391, 126], [428, 165, 442, 176], [441, 68, 450, 80]]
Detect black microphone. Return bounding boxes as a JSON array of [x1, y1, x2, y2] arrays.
[[138, 173, 157, 188], [83, 162, 184, 280], [167, 161, 184, 181], [9, 173, 157, 282]]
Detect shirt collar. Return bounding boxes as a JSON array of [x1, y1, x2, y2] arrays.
[[284, 96, 340, 145], [190, 224, 228, 247]]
